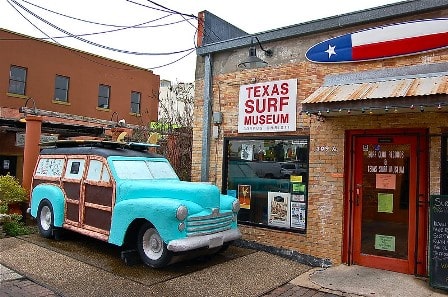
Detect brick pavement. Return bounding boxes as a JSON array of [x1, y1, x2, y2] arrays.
[[0, 264, 59, 297]]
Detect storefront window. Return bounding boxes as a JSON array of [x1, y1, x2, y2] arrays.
[[223, 137, 309, 232]]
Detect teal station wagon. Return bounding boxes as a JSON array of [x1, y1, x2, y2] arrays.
[[29, 140, 241, 267]]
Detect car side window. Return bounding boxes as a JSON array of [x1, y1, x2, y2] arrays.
[[64, 159, 85, 180], [86, 159, 110, 183], [35, 158, 64, 178], [101, 166, 110, 182]]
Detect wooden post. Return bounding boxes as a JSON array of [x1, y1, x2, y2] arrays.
[[22, 114, 42, 200]]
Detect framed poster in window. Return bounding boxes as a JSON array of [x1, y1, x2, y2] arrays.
[[238, 184, 251, 209], [291, 202, 306, 229], [268, 192, 290, 228]]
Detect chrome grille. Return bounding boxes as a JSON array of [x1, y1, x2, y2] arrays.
[[186, 209, 233, 237]]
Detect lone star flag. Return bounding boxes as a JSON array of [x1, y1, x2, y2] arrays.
[[306, 18, 448, 63]]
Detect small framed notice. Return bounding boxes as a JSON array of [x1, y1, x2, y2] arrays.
[[375, 234, 395, 252], [378, 193, 393, 213], [376, 174, 396, 190]]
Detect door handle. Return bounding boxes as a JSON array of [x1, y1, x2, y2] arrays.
[[355, 184, 362, 206]]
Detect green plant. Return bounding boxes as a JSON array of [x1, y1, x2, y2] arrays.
[[2, 213, 31, 236], [0, 174, 28, 214]]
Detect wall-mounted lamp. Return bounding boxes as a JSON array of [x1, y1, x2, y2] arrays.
[[238, 36, 273, 69], [18, 97, 38, 122], [110, 111, 119, 123], [109, 111, 126, 128]]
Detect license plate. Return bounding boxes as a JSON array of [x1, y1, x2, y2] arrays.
[[209, 236, 223, 248]]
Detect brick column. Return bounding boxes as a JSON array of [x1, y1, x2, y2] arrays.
[[22, 115, 42, 200]]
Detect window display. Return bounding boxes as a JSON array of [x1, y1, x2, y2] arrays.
[[224, 137, 309, 232]]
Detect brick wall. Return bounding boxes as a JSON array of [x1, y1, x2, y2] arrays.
[[192, 49, 448, 265]]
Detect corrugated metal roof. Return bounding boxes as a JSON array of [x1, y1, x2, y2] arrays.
[[302, 75, 448, 104]]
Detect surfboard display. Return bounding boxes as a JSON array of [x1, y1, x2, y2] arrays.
[[306, 18, 448, 63]]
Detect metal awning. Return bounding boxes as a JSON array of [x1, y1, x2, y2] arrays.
[[302, 73, 448, 116], [0, 118, 104, 137]]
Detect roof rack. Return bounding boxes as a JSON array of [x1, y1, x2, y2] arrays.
[[41, 140, 159, 152]]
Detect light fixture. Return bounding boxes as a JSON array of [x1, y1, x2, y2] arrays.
[[18, 97, 38, 122], [109, 111, 119, 127], [238, 36, 273, 69]]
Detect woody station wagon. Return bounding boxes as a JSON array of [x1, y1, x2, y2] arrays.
[[29, 140, 241, 267]]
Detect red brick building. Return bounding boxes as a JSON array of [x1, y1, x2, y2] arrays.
[[193, 0, 448, 277], [0, 28, 159, 184]]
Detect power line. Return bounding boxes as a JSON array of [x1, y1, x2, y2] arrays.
[[42, 17, 195, 40], [125, 0, 196, 19], [20, 0, 152, 28], [18, 0, 195, 33], [145, 0, 196, 19], [149, 48, 196, 70], [10, 0, 195, 56], [5, 0, 200, 73], [6, 0, 59, 44]]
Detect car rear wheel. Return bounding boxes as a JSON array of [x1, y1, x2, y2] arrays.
[[37, 200, 55, 238], [137, 222, 172, 268]]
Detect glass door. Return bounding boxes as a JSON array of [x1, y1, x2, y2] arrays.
[[353, 135, 417, 273]]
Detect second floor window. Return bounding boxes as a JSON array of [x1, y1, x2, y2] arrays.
[[131, 91, 141, 114], [8, 65, 27, 95], [54, 75, 70, 102], [98, 84, 111, 109]]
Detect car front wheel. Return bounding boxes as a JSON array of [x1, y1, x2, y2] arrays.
[[137, 222, 172, 268], [37, 200, 55, 238]]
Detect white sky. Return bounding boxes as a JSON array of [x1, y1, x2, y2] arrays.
[[0, 0, 403, 82]]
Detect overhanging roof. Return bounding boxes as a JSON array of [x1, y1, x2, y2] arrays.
[[303, 74, 448, 103], [302, 64, 448, 116], [0, 118, 104, 137]]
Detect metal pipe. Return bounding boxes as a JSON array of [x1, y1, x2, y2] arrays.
[[201, 54, 213, 181]]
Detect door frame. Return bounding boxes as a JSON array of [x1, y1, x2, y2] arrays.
[[343, 128, 428, 276]]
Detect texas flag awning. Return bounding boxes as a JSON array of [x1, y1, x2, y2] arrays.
[[306, 18, 448, 63]]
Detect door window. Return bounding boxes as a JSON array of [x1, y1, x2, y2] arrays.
[[86, 159, 110, 183], [359, 143, 410, 259]]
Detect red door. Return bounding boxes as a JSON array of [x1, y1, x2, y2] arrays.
[[351, 133, 427, 274]]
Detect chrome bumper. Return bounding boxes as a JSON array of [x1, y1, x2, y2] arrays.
[[167, 228, 241, 252]]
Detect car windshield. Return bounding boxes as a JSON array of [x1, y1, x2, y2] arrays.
[[112, 160, 178, 180]]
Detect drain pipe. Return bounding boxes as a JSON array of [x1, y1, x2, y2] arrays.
[[201, 54, 213, 182]]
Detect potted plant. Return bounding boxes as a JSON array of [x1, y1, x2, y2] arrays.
[[0, 174, 30, 237]]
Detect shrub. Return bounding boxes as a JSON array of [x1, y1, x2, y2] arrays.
[[2, 213, 31, 236], [0, 174, 31, 237], [0, 174, 28, 214]]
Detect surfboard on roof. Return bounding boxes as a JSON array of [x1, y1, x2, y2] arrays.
[[305, 18, 448, 63]]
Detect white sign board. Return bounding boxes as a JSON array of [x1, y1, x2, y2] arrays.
[[238, 79, 297, 133], [268, 192, 291, 228], [15, 133, 58, 147]]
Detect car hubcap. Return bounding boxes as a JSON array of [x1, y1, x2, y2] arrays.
[[143, 229, 163, 260], [40, 206, 51, 231]]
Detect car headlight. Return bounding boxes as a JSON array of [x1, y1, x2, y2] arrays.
[[176, 205, 188, 221], [232, 200, 240, 213]]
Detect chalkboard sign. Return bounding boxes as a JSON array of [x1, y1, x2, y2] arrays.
[[429, 195, 448, 290]]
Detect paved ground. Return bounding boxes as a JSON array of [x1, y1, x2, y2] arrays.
[[1, 234, 332, 297], [1, 233, 447, 297], [1, 264, 340, 297]]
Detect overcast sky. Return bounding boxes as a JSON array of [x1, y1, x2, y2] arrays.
[[0, 0, 403, 82]]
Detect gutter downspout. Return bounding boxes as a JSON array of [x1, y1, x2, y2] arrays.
[[201, 54, 212, 182]]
